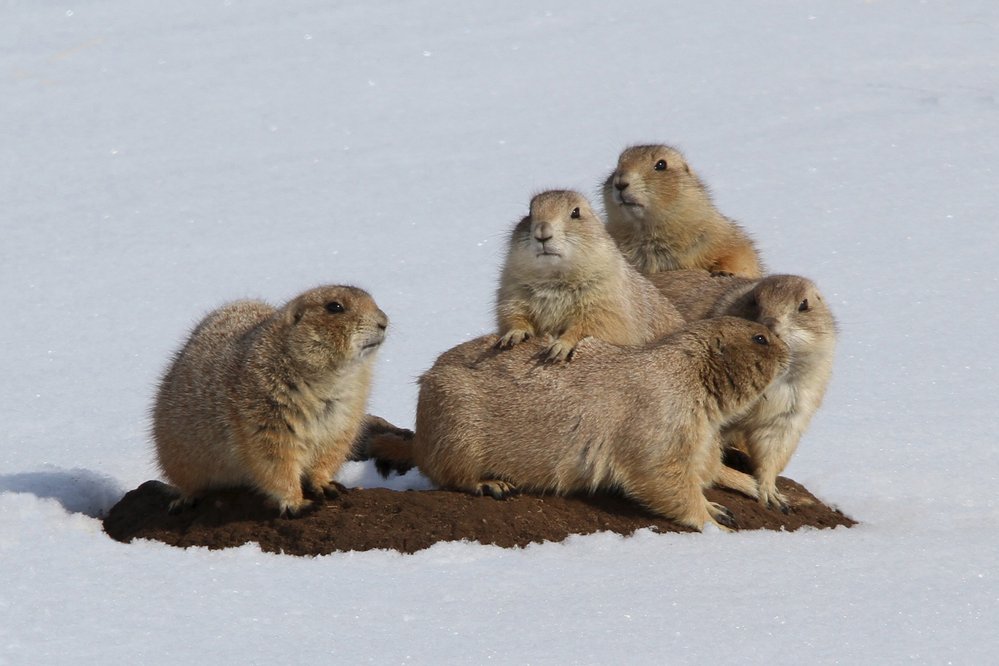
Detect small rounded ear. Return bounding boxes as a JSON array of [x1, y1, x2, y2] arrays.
[[684, 163, 690, 174], [284, 302, 305, 326]]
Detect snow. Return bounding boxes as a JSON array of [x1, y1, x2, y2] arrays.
[[2, 1, 998, 662]]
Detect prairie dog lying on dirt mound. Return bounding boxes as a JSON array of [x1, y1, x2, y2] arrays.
[[650, 270, 836, 510], [603, 144, 763, 278], [374, 317, 789, 531], [496, 189, 685, 362], [153, 285, 388, 515]]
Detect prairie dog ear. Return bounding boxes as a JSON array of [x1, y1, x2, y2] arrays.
[[284, 300, 306, 326]]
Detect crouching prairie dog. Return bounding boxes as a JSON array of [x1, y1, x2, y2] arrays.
[[603, 145, 763, 278], [496, 189, 685, 362], [377, 317, 789, 531], [153, 285, 388, 515], [650, 270, 837, 510]]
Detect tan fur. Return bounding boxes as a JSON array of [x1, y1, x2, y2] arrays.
[[349, 414, 413, 461], [404, 317, 789, 531], [650, 270, 837, 510], [496, 189, 685, 362], [152, 285, 388, 515], [603, 145, 763, 277]]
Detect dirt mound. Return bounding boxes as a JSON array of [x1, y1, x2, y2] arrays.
[[103, 475, 854, 555]]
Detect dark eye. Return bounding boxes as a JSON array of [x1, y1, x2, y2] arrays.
[[798, 299, 809, 312], [752, 334, 769, 346], [654, 159, 667, 171], [325, 301, 345, 314], [570, 207, 581, 219]]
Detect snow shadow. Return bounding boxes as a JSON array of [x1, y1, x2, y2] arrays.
[[0, 467, 125, 518]]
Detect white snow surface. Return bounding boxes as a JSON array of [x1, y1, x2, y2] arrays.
[[2, 1, 998, 663]]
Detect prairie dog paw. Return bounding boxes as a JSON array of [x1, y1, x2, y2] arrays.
[[707, 501, 738, 529], [497, 329, 531, 348], [277, 497, 314, 517], [543, 339, 576, 363], [305, 478, 345, 501], [167, 496, 196, 515], [759, 484, 790, 514], [475, 479, 518, 499]]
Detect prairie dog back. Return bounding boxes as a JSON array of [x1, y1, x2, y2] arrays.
[[648, 269, 749, 320]]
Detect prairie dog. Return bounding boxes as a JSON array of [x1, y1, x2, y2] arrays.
[[650, 270, 836, 510], [405, 317, 789, 531], [496, 189, 685, 362], [153, 285, 388, 515], [603, 145, 763, 278]]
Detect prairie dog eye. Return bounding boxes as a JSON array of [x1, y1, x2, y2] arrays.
[[570, 207, 581, 219], [325, 301, 345, 314], [654, 159, 668, 171], [798, 298, 810, 312], [752, 334, 769, 346]]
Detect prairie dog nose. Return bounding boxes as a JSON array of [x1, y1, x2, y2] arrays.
[[533, 221, 554, 242]]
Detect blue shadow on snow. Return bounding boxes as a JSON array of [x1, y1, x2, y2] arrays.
[[0, 467, 125, 518]]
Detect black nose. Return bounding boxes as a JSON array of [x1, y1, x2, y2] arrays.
[[615, 181, 629, 192]]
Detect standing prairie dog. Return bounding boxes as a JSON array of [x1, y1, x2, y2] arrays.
[[153, 285, 388, 515], [603, 145, 763, 278], [650, 270, 836, 510], [496, 189, 685, 362], [393, 317, 789, 531]]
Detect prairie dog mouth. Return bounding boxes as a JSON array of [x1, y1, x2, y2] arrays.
[[360, 334, 385, 352], [615, 191, 643, 207], [534, 240, 561, 258]]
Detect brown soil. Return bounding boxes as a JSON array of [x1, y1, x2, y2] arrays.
[[108, 415, 854, 554], [103, 475, 854, 555]]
